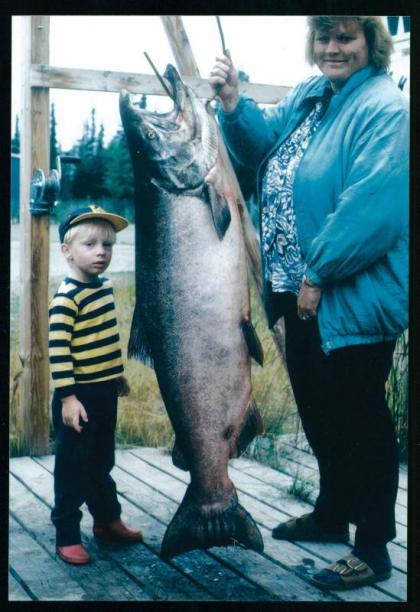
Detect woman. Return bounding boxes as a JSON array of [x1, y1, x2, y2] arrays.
[[209, 16, 408, 591]]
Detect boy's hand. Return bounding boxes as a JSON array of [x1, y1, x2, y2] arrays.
[[61, 395, 88, 433], [116, 375, 130, 397]]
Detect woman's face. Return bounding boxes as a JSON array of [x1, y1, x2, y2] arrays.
[[313, 20, 369, 91]]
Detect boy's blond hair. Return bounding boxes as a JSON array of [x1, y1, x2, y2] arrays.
[[63, 219, 117, 245]]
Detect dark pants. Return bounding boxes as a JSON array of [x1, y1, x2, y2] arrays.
[[275, 292, 399, 548], [51, 380, 122, 546]]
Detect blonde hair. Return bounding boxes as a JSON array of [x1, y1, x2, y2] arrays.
[[63, 219, 116, 245], [306, 16, 394, 72]]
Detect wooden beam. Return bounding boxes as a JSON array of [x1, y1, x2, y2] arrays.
[[160, 16, 286, 361], [18, 16, 51, 455], [30, 64, 290, 105], [160, 16, 201, 76]]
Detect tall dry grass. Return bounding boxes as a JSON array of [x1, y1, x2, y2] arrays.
[[9, 269, 408, 462], [9, 270, 296, 456]]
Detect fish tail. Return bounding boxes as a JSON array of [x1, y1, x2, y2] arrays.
[[160, 486, 263, 560]]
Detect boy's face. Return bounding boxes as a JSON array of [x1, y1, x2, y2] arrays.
[[61, 221, 114, 283]]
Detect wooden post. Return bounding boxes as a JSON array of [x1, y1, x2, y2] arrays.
[[161, 16, 286, 360], [160, 16, 201, 77], [18, 16, 51, 455]]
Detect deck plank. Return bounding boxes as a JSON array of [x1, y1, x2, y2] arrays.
[[272, 441, 408, 512], [14, 456, 278, 602], [228, 455, 408, 552], [8, 572, 33, 601], [9, 514, 88, 601], [129, 447, 406, 601], [35, 453, 340, 602], [112, 452, 341, 602], [9, 446, 407, 603], [123, 449, 402, 602], [277, 434, 408, 491], [9, 474, 153, 602], [132, 447, 407, 566], [34, 456, 280, 602]]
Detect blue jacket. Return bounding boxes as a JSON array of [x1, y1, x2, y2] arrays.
[[218, 65, 409, 353]]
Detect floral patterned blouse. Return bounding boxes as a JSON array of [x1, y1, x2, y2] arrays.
[[261, 97, 329, 295]]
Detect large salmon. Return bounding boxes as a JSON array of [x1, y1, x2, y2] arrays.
[[119, 65, 264, 559]]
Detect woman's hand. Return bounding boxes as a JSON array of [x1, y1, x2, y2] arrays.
[[61, 395, 88, 433], [297, 284, 322, 321], [208, 52, 240, 112]]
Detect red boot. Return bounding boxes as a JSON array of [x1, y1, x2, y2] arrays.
[[93, 517, 143, 542], [56, 543, 90, 565]]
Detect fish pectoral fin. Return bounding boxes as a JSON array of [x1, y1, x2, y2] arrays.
[[127, 300, 154, 368], [205, 181, 231, 240], [160, 486, 264, 560], [233, 397, 265, 458], [241, 319, 264, 366], [172, 440, 189, 471]]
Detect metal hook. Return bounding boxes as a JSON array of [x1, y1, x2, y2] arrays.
[[207, 16, 229, 108], [144, 51, 174, 100], [216, 16, 227, 55]]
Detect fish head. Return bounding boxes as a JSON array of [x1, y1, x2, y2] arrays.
[[119, 65, 218, 192]]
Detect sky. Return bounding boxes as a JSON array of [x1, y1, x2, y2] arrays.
[[11, 15, 409, 151], [11, 16, 318, 150]]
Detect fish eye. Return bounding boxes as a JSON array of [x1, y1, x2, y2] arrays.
[[146, 130, 156, 140]]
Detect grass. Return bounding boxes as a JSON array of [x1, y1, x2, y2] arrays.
[[9, 270, 297, 457], [9, 267, 409, 469], [287, 471, 315, 504], [386, 331, 409, 462]]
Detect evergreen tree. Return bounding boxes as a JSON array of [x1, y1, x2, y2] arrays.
[[50, 103, 60, 169], [87, 108, 96, 156], [89, 122, 109, 199], [71, 121, 91, 199], [104, 128, 134, 216], [71, 109, 108, 200], [11, 115, 20, 154]]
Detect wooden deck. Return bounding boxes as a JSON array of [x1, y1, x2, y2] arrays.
[[9, 441, 407, 602]]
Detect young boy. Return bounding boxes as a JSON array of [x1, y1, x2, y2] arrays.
[[49, 205, 142, 565]]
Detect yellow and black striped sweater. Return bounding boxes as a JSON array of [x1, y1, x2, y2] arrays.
[[49, 276, 124, 398]]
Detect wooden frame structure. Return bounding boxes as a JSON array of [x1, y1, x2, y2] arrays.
[[18, 15, 291, 454]]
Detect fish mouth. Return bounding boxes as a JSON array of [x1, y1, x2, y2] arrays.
[[119, 64, 218, 190], [163, 64, 186, 113], [119, 64, 196, 135]]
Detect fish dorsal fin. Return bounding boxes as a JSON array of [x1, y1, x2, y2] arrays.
[[241, 318, 264, 366], [205, 181, 231, 240]]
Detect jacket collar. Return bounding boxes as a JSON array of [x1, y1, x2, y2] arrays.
[[299, 64, 379, 108]]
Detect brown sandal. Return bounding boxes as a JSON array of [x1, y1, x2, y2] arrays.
[[310, 554, 391, 590], [272, 512, 349, 542]]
